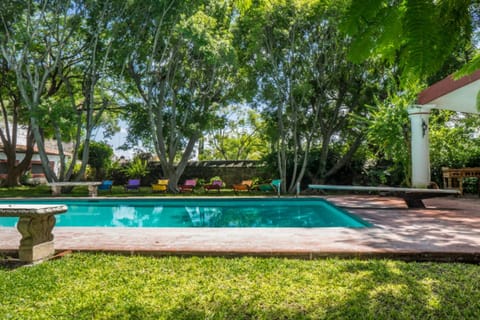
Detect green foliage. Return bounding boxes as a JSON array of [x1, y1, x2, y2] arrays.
[[1, 254, 480, 319], [119, 102, 154, 152], [122, 158, 150, 179], [19, 171, 32, 185], [79, 141, 114, 179], [0, 0, 124, 183], [364, 86, 414, 186], [114, 0, 239, 188], [105, 160, 127, 185], [429, 110, 480, 186], [72, 163, 93, 181], [343, 0, 475, 82], [260, 146, 365, 186], [477, 88, 480, 112], [236, 0, 388, 191], [208, 176, 222, 184], [201, 106, 269, 160]]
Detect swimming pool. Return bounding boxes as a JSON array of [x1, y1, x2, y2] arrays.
[[0, 198, 370, 228]]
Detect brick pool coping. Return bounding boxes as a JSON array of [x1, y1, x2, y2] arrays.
[[1, 195, 479, 262]]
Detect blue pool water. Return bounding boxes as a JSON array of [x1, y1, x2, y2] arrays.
[[0, 198, 370, 228]]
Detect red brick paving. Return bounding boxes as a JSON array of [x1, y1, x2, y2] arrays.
[[1, 195, 479, 261]]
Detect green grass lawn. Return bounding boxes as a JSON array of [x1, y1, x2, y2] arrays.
[[0, 185, 276, 198], [1, 253, 479, 319]]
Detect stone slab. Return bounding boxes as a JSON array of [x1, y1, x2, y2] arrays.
[[0, 204, 68, 217]]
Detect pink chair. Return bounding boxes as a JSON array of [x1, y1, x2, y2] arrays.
[[178, 179, 197, 193]]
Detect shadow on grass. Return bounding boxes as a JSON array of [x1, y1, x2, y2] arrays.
[[0, 256, 27, 270], [1, 254, 479, 318]]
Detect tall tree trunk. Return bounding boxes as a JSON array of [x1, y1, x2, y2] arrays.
[[1, 127, 35, 187], [161, 135, 199, 192], [30, 118, 58, 182], [323, 134, 364, 180], [0, 80, 36, 186]]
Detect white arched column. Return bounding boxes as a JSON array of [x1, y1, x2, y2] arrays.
[[408, 105, 431, 187]]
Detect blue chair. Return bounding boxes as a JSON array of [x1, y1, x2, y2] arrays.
[[271, 179, 282, 192], [125, 179, 141, 191], [98, 180, 113, 193]]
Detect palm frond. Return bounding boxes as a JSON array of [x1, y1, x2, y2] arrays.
[[455, 52, 480, 78], [343, 0, 404, 63], [402, 0, 438, 76]]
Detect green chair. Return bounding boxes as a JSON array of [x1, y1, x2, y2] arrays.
[[257, 179, 282, 194], [271, 179, 282, 195]]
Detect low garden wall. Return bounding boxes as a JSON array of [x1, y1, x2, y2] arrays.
[[148, 160, 268, 186]]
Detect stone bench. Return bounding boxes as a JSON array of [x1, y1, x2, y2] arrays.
[[0, 205, 67, 262], [48, 181, 102, 197], [308, 184, 461, 208]]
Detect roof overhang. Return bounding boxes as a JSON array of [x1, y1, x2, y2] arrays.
[[0, 144, 70, 156], [417, 69, 480, 114]]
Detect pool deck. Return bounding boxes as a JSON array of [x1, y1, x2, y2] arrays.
[[1, 195, 480, 262]]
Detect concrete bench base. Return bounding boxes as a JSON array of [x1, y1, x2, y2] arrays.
[[48, 182, 101, 197], [0, 205, 67, 262], [19, 239, 54, 262]]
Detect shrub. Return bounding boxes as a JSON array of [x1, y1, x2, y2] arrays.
[[122, 158, 150, 179]]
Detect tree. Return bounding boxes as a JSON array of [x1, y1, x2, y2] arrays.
[[342, 1, 478, 81], [0, 1, 35, 187], [79, 141, 113, 180], [200, 106, 269, 160], [118, 0, 238, 191], [0, 0, 122, 184], [0, 1, 75, 182], [0, 55, 35, 187], [364, 85, 414, 186], [237, 0, 386, 192]]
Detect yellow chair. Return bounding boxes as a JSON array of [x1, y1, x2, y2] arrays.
[[152, 179, 169, 192]]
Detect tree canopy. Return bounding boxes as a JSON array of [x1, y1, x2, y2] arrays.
[[0, 0, 478, 191], [342, 0, 479, 81]]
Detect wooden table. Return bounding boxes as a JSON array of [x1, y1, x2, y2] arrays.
[[48, 181, 102, 197], [442, 167, 480, 194], [0, 204, 67, 262]]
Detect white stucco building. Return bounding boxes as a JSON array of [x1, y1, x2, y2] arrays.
[[0, 125, 73, 182]]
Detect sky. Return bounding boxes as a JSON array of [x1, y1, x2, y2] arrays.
[[92, 123, 133, 159]]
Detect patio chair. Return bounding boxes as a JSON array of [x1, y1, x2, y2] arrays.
[[271, 179, 282, 192], [124, 179, 141, 191], [98, 180, 113, 193], [204, 180, 223, 193], [151, 179, 169, 192], [178, 179, 197, 193], [257, 179, 282, 193], [232, 180, 253, 193]]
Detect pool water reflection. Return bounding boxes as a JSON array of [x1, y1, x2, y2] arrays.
[[0, 198, 370, 228]]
